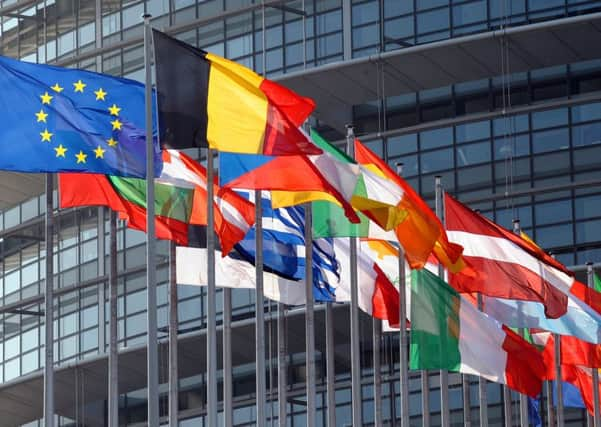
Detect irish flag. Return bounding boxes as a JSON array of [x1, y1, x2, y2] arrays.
[[410, 268, 546, 397]]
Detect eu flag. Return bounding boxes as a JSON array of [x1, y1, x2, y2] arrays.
[[0, 55, 162, 177]]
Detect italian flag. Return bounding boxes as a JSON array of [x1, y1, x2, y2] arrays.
[[410, 268, 546, 397]]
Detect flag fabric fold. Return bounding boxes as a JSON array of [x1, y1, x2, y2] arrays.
[[445, 194, 573, 320], [0, 55, 161, 176], [354, 140, 464, 271], [410, 268, 546, 397], [152, 30, 318, 155], [59, 150, 254, 254]]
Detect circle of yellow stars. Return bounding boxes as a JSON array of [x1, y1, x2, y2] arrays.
[[36, 79, 123, 165]]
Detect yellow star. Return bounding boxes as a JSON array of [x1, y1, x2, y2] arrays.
[[35, 109, 48, 123], [40, 129, 53, 142], [108, 104, 121, 116], [51, 83, 63, 93], [54, 144, 67, 158], [107, 137, 118, 147], [75, 151, 87, 164], [110, 119, 122, 130], [94, 88, 107, 101], [40, 92, 53, 105], [94, 146, 106, 158], [73, 80, 86, 93]]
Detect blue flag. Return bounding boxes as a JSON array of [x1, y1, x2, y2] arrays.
[[554, 380, 586, 408], [0, 55, 161, 177], [234, 193, 340, 302]]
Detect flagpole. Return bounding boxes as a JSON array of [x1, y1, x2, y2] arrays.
[[43, 173, 54, 427], [395, 163, 410, 427], [546, 380, 555, 426], [588, 262, 601, 427], [108, 210, 119, 427], [346, 124, 363, 427], [255, 190, 267, 427], [168, 241, 179, 427], [325, 301, 336, 427], [305, 203, 316, 427], [512, 219, 529, 427], [477, 294, 488, 427], [434, 176, 449, 427], [277, 302, 287, 427], [143, 15, 160, 427], [373, 315, 382, 426], [224, 287, 233, 427], [555, 333, 564, 427]]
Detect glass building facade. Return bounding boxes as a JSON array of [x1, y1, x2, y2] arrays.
[[0, 0, 599, 426]]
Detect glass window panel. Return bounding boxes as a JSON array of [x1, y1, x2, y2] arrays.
[[384, 0, 413, 16], [417, 8, 449, 34], [384, 16, 414, 40], [4, 205, 20, 229], [21, 262, 38, 286], [21, 328, 38, 352], [61, 312, 79, 336], [421, 148, 454, 174], [575, 194, 601, 220], [126, 312, 147, 337], [389, 153, 418, 177], [455, 120, 490, 143], [265, 25, 282, 49], [493, 134, 530, 159], [532, 128, 570, 153], [571, 101, 601, 123], [573, 146, 601, 169], [82, 305, 98, 329], [315, 9, 342, 34], [532, 108, 568, 130], [4, 357, 20, 381], [126, 289, 147, 315], [4, 270, 20, 296], [352, 23, 380, 49], [21, 349, 38, 374], [457, 164, 491, 189], [4, 334, 20, 359], [456, 141, 491, 166], [59, 247, 78, 271], [576, 218, 601, 244], [493, 114, 529, 136], [572, 122, 601, 147], [535, 199, 572, 226], [316, 32, 342, 57], [388, 134, 417, 156], [420, 127, 453, 150], [266, 48, 283, 72], [529, 0, 563, 11], [418, 0, 447, 10], [179, 297, 202, 322], [352, 1, 379, 26], [533, 151, 571, 176], [81, 328, 98, 352], [452, 1, 486, 26], [226, 34, 252, 58], [122, 3, 144, 29], [536, 223, 573, 249], [60, 335, 78, 359], [496, 205, 532, 230]]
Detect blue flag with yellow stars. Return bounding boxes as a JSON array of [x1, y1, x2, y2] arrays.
[[0, 55, 162, 177]]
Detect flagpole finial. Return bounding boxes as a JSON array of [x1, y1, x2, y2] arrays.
[[395, 162, 403, 175], [142, 13, 152, 19]]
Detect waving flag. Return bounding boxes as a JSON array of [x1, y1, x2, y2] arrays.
[[59, 150, 254, 254], [410, 268, 546, 397], [177, 194, 399, 324], [153, 30, 317, 155], [354, 140, 464, 271], [0, 55, 161, 176]]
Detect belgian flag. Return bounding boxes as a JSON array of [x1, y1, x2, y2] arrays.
[[152, 29, 319, 155]]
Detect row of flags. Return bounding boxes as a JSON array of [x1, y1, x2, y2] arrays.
[[0, 26, 598, 419]]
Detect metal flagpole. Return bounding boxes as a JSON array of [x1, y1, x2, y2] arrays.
[[305, 204, 316, 427], [43, 174, 54, 427], [511, 220, 529, 427], [434, 176, 449, 427], [108, 211, 119, 427], [503, 382, 512, 426], [374, 321, 382, 426], [168, 241, 179, 427], [143, 15, 159, 427], [277, 302, 287, 427], [588, 262, 601, 427], [346, 124, 363, 426], [224, 287, 233, 427], [325, 302, 336, 427], [477, 294, 488, 427], [555, 333, 564, 427], [546, 380, 555, 427], [395, 163, 410, 427], [255, 190, 267, 426], [206, 150, 218, 426], [463, 375, 471, 426]]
